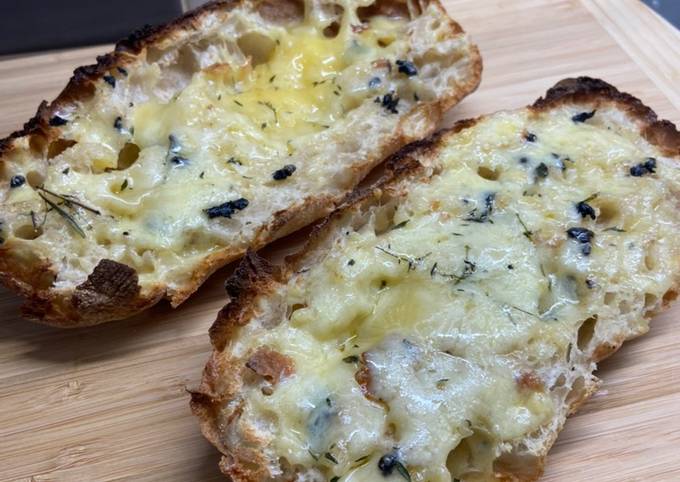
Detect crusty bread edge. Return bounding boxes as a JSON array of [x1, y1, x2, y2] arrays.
[[191, 77, 680, 481], [0, 1, 244, 326], [0, 0, 482, 327]]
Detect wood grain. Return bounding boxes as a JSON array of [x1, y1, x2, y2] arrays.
[[581, 0, 680, 115], [0, 46, 109, 137], [1, 1, 679, 480]]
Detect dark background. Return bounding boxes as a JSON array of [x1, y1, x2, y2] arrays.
[[0, 0, 184, 56], [0, 0, 677, 56], [643, 0, 680, 28]]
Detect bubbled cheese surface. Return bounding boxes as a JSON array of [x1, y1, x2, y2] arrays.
[[1, 1, 465, 297], [226, 106, 680, 481]]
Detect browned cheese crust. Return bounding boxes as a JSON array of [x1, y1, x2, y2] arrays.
[[191, 77, 680, 481]]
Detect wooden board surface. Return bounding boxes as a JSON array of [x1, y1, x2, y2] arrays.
[[1, 1, 679, 480]]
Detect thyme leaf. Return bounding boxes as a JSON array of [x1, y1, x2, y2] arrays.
[[353, 454, 371, 465], [430, 263, 465, 283], [308, 449, 320, 461], [515, 213, 533, 240], [258, 101, 278, 124], [30, 208, 47, 231], [430, 247, 475, 285], [324, 452, 338, 464], [30, 210, 38, 230], [390, 220, 409, 230], [375, 245, 430, 271], [504, 303, 541, 320], [395, 461, 412, 482]]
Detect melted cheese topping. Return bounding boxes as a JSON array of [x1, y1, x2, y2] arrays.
[[228, 106, 680, 481], [1, 5, 428, 291]]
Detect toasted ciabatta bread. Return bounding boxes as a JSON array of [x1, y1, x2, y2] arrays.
[[191, 78, 680, 481], [0, 0, 481, 326]]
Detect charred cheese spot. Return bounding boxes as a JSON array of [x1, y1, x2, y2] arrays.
[[245, 346, 295, 385]]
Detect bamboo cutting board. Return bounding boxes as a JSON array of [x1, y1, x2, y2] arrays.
[[1, 1, 679, 480]]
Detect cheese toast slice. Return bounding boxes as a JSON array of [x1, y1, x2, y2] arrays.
[[191, 78, 680, 481], [0, 0, 481, 326]]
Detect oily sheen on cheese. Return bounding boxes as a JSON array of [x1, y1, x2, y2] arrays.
[[202, 99, 680, 481], [0, 0, 480, 324]]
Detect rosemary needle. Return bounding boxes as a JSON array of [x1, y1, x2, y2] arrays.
[[37, 186, 101, 215], [38, 192, 86, 238]]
